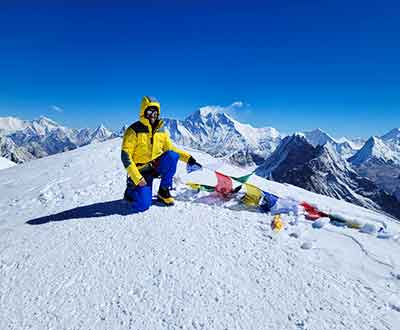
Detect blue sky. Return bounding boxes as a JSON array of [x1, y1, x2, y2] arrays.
[[0, 1, 399, 138]]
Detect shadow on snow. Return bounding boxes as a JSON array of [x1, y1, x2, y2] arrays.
[[26, 190, 262, 226], [26, 199, 136, 225]]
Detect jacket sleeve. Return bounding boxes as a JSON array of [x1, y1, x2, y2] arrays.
[[164, 132, 191, 163], [121, 127, 143, 185]]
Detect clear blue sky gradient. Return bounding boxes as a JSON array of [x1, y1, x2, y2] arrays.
[[0, 1, 399, 138]]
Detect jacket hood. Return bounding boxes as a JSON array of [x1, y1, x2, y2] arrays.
[[140, 96, 161, 119]]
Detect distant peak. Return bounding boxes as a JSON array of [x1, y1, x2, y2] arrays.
[[198, 106, 225, 117], [92, 124, 112, 137], [38, 115, 53, 121], [298, 128, 336, 147], [93, 124, 111, 133], [0, 116, 21, 121], [388, 128, 400, 133], [306, 128, 331, 136], [311, 128, 325, 133], [381, 127, 400, 141], [186, 106, 234, 123], [36, 116, 59, 126], [360, 136, 390, 157]]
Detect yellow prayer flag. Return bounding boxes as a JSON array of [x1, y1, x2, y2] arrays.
[[242, 183, 264, 206], [186, 182, 201, 190]]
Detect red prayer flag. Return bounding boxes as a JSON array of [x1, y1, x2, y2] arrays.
[[300, 202, 328, 221], [215, 172, 233, 196]]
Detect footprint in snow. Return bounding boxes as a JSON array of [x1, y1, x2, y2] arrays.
[[301, 241, 313, 250], [390, 271, 400, 280], [389, 295, 400, 312]]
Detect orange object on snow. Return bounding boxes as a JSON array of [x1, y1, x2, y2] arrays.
[[271, 214, 284, 232]]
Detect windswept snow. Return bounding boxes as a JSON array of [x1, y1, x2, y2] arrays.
[[0, 156, 16, 170], [1, 138, 400, 330]]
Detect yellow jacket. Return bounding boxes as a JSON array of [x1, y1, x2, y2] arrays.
[[121, 96, 191, 185]]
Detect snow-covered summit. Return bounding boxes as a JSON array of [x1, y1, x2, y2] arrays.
[[349, 136, 400, 166], [350, 128, 400, 167], [90, 124, 114, 142], [0, 156, 16, 170], [297, 128, 360, 159], [298, 128, 337, 147], [0, 116, 29, 135], [164, 108, 282, 166], [185, 107, 235, 127], [349, 131, 400, 202], [1, 138, 399, 329], [35, 115, 60, 128], [197, 105, 231, 118], [29, 116, 62, 136], [0, 116, 116, 163], [0, 115, 61, 137], [381, 128, 400, 143]]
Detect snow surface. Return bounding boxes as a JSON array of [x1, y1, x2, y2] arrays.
[[1, 138, 400, 330], [0, 156, 16, 170]]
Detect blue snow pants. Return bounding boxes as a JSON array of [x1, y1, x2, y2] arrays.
[[125, 150, 180, 212]]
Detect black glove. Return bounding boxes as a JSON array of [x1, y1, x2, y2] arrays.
[[187, 156, 198, 166]]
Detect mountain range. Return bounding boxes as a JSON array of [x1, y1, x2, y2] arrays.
[[0, 116, 115, 163], [0, 112, 365, 166], [165, 109, 400, 217], [162, 107, 367, 166], [163, 107, 281, 166], [256, 135, 400, 219], [348, 130, 400, 201], [1, 110, 399, 218]]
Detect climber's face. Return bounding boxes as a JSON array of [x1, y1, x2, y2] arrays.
[[145, 107, 159, 125]]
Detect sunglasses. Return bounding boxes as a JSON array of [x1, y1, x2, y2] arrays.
[[145, 108, 158, 116]]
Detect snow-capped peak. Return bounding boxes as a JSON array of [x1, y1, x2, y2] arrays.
[[198, 105, 224, 117], [0, 156, 16, 170], [365, 136, 390, 155], [90, 124, 113, 141], [96, 123, 107, 131], [0, 116, 61, 136], [0, 116, 29, 135], [349, 136, 400, 166], [163, 107, 282, 166], [29, 116, 61, 136], [298, 128, 337, 147], [188, 106, 234, 124], [36, 116, 60, 126], [1, 137, 399, 330], [381, 128, 400, 142], [296, 129, 362, 159]]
